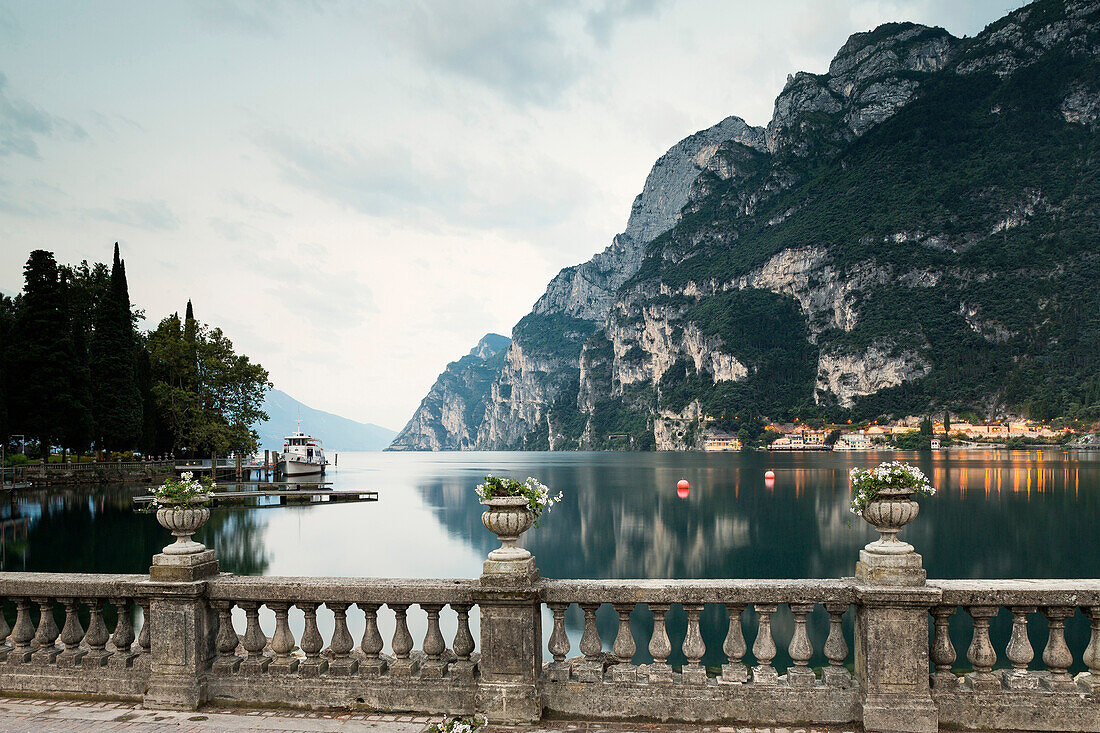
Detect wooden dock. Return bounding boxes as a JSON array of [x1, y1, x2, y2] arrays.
[[134, 486, 378, 507]]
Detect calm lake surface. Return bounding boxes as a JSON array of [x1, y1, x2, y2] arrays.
[[4, 449, 1098, 671]]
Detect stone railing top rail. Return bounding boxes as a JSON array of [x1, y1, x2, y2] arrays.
[[206, 575, 478, 605], [541, 578, 856, 605], [0, 572, 149, 598], [929, 579, 1100, 606]]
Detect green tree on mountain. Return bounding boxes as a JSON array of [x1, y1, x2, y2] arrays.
[[89, 243, 143, 451]]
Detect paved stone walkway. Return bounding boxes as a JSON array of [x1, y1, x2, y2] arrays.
[[0, 697, 870, 733]]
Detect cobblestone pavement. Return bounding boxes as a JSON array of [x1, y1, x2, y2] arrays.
[[0, 697, 872, 733]]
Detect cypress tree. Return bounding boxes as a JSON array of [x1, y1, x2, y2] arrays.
[[0, 294, 12, 447], [183, 299, 198, 391], [10, 251, 72, 456], [61, 271, 94, 454], [89, 243, 142, 451]]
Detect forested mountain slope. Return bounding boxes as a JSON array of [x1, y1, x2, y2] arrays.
[[396, 0, 1100, 451]]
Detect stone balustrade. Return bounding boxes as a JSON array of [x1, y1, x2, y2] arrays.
[[203, 576, 479, 713], [539, 579, 858, 724], [0, 573, 151, 699], [926, 579, 1100, 731], [0, 506, 1097, 731]]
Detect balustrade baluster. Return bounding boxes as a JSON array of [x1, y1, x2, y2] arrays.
[[930, 605, 957, 689], [31, 598, 60, 664], [682, 604, 707, 685], [325, 602, 357, 675], [357, 603, 387, 677], [787, 603, 816, 687], [547, 602, 571, 682], [720, 604, 747, 684], [964, 606, 999, 691], [298, 602, 328, 677], [647, 603, 673, 684], [576, 603, 603, 682], [239, 602, 271, 674], [389, 604, 419, 676], [268, 602, 298, 674], [1079, 606, 1100, 693], [610, 604, 637, 682], [823, 602, 851, 687], [81, 598, 111, 668], [136, 598, 151, 661], [451, 603, 476, 681], [0, 599, 10, 661], [108, 598, 137, 669], [418, 604, 447, 678], [751, 603, 778, 685], [56, 598, 87, 667], [211, 601, 242, 673], [1003, 606, 1038, 689], [1040, 606, 1076, 691], [9, 598, 34, 663]]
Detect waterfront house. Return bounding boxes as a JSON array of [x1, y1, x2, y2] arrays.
[[703, 433, 742, 451]]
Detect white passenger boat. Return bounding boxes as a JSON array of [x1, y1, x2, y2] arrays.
[[277, 421, 327, 477]]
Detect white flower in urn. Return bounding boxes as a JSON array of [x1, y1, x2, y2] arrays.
[[149, 470, 215, 509], [848, 460, 934, 514], [475, 475, 562, 526]]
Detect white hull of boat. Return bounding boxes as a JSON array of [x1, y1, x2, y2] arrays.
[[279, 459, 325, 477]]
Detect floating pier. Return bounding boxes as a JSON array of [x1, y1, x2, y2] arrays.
[[134, 483, 377, 507]]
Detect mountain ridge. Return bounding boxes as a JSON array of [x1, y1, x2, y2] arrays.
[[396, 0, 1100, 451]]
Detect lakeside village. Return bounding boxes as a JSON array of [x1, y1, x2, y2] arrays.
[[703, 415, 1082, 452]]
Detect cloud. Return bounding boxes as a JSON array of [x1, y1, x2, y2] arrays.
[[258, 130, 594, 233], [188, 0, 331, 36], [223, 190, 290, 218], [0, 72, 87, 159], [85, 199, 181, 231], [250, 254, 377, 326], [382, 0, 662, 106]]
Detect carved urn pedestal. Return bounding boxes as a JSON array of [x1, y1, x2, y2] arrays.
[[480, 495, 538, 583], [856, 487, 925, 586], [151, 498, 218, 581]]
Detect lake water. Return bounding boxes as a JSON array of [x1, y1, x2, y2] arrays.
[[4, 449, 1098, 672]]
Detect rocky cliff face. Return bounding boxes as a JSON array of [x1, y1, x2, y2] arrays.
[[396, 0, 1100, 450], [387, 334, 510, 450]]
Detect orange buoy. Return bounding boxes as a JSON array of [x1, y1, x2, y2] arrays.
[[764, 470, 775, 479], [677, 478, 689, 498]]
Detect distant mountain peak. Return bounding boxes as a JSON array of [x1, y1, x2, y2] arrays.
[[472, 333, 510, 360], [255, 388, 395, 452]]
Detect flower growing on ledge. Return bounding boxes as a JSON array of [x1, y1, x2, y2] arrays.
[[427, 716, 487, 733], [849, 461, 934, 514], [475, 475, 562, 525], [149, 471, 215, 508]]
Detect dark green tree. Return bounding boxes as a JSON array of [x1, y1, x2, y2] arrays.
[[89, 243, 143, 451], [943, 410, 951, 434], [919, 416, 933, 436], [61, 272, 95, 455], [0, 293, 13, 447], [10, 251, 74, 455], [148, 306, 270, 456]]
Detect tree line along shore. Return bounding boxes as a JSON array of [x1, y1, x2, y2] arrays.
[[0, 245, 270, 464]]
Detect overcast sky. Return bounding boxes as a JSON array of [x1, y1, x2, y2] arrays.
[[0, 0, 1022, 430]]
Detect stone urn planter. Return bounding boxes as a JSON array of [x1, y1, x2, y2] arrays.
[[860, 487, 919, 555], [155, 497, 211, 555], [481, 496, 534, 561]]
